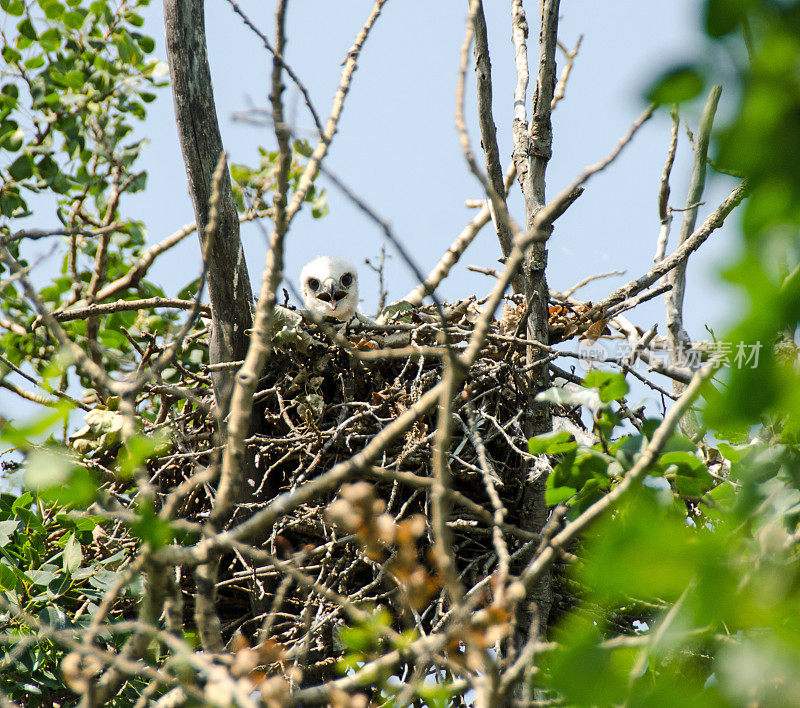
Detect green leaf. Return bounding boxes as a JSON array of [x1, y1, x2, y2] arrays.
[[704, 0, 752, 38], [718, 442, 748, 462], [129, 503, 173, 549], [0, 563, 18, 591], [0, 520, 19, 547], [646, 65, 705, 105], [417, 683, 457, 708], [125, 11, 144, 27], [62, 10, 86, 30], [135, 34, 155, 54], [661, 451, 715, 497], [0, 0, 25, 16], [23, 450, 96, 507], [88, 569, 118, 591], [1, 405, 72, 448], [38, 605, 66, 629], [62, 534, 82, 574], [23, 449, 74, 490], [8, 154, 33, 181], [580, 489, 704, 603], [115, 30, 141, 65], [528, 430, 577, 455], [16, 18, 36, 40], [40, 0, 64, 19], [11, 492, 33, 514], [47, 572, 72, 598], [1, 45, 22, 64], [378, 300, 416, 324], [23, 55, 45, 70], [545, 475, 576, 506], [293, 139, 313, 157], [0, 191, 25, 216], [52, 70, 85, 91], [26, 567, 55, 587], [583, 370, 629, 403], [36, 155, 58, 180], [1, 127, 24, 152], [311, 191, 329, 219], [544, 615, 631, 705], [117, 430, 171, 479], [38, 28, 62, 52]]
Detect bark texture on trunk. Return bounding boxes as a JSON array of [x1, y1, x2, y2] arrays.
[[163, 0, 255, 414]]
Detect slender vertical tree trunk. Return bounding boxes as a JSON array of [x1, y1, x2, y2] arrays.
[[163, 0, 265, 643], [163, 0, 255, 415], [517, 0, 561, 638]]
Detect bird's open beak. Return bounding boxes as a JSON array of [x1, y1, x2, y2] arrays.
[[316, 281, 347, 312]]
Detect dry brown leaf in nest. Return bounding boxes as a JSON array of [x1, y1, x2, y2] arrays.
[[229, 634, 288, 679], [327, 482, 391, 560], [256, 638, 287, 666], [353, 337, 379, 350], [471, 605, 513, 646], [391, 565, 441, 611], [389, 516, 441, 609], [227, 630, 250, 653], [580, 316, 611, 343]]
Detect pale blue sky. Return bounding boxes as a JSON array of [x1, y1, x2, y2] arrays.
[[133, 0, 739, 335], [3, 1, 744, 422]]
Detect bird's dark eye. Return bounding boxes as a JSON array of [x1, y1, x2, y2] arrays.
[[340, 272, 353, 287], [307, 277, 320, 291]]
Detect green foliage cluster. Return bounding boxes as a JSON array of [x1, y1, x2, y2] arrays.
[[535, 372, 714, 514], [230, 139, 329, 220], [0, 0, 175, 393], [531, 1, 800, 704], [527, 368, 800, 704], [0, 482, 139, 704], [0, 0, 326, 412]]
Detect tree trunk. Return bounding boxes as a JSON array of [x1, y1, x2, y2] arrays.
[[163, 0, 266, 632], [163, 0, 255, 415], [515, 0, 560, 640]]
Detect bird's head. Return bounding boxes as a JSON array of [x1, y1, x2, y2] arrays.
[[300, 256, 359, 321]]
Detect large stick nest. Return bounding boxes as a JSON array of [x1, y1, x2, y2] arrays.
[[152, 295, 599, 674]]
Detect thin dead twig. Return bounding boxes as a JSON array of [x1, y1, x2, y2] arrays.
[[562, 270, 625, 299], [224, 0, 324, 136], [551, 34, 583, 110], [55, 298, 211, 322], [404, 163, 516, 306]]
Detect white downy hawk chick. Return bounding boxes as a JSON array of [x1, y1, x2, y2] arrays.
[[300, 255, 359, 321]]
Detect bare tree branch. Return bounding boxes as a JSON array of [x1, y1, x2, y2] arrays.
[[404, 163, 517, 306], [472, 1, 516, 269]]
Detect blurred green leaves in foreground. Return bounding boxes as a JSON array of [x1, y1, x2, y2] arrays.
[[532, 0, 800, 704]]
